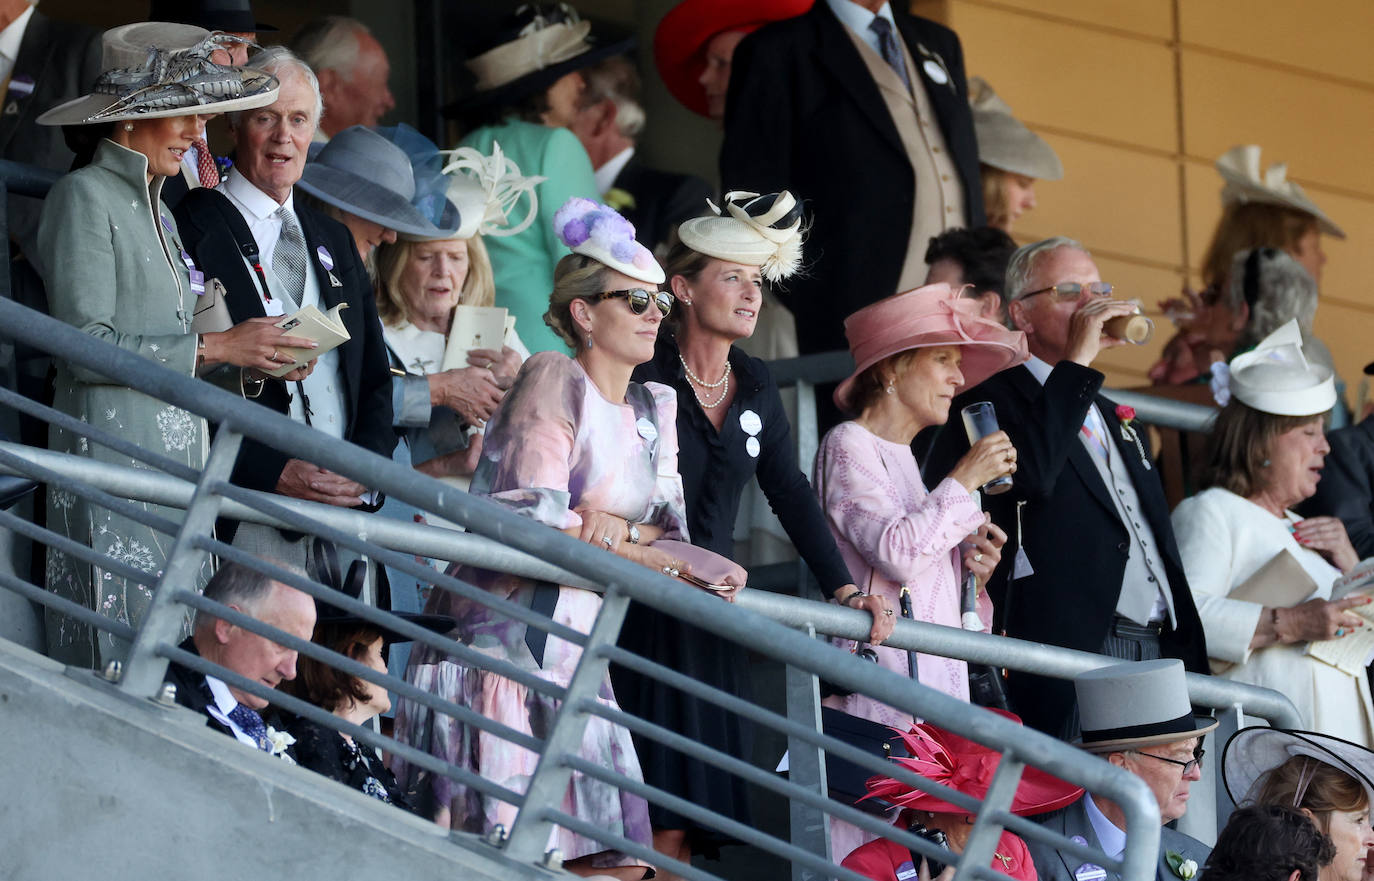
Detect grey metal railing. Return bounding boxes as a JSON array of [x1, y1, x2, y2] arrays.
[[0, 294, 1172, 881]]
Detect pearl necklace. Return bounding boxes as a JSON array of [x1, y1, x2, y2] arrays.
[[679, 353, 731, 388], [680, 354, 732, 409]]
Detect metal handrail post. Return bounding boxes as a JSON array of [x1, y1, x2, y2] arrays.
[[118, 427, 241, 697], [786, 625, 831, 881], [793, 377, 820, 600], [959, 750, 1023, 875], [503, 585, 634, 865]]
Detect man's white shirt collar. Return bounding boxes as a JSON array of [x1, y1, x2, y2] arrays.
[[1023, 354, 1055, 386], [0, 5, 35, 71], [203, 674, 262, 749], [221, 168, 295, 219], [595, 146, 635, 196], [1082, 793, 1128, 861], [825, 0, 897, 56]]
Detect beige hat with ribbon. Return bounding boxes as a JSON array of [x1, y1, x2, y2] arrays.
[[969, 77, 1063, 181], [677, 191, 804, 284], [1216, 144, 1344, 238]]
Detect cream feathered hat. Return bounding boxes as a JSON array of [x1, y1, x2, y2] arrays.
[[969, 77, 1063, 182], [1212, 319, 1335, 416], [1216, 145, 1344, 239], [677, 191, 804, 284]]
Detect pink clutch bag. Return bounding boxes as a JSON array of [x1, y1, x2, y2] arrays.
[[651, 539, 748, 591]]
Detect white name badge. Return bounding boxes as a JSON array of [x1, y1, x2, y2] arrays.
[[923, 59, 948, 85]]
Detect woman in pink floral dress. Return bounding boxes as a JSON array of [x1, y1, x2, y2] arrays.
[[815, 283, 1028, 860], [393, 199, 688, 880]]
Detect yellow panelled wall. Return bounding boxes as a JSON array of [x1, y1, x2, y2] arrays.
[[913, 0, 1374, 396]]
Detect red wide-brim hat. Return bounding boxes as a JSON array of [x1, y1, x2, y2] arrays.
[[834, 283, 1029, 414], [862, 710, 1084, 817], [653, 0, 813, 118]]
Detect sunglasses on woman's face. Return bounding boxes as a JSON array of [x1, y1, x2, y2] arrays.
[[595, 288, 673, 318]]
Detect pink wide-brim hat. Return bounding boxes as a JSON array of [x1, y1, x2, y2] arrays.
[[834, 283, 1029, 414]]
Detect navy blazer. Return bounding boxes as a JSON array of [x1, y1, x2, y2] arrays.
[[1027, 797, 1211, 881], [720, 2, 983, 356], [924, 363, 1208, 735], [173, 186, 396, 495]]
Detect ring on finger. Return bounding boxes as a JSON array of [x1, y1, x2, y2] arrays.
[[1337, 628, 1346, 637], [883, 608, 894, 617], [973, 552, 984, 563], [601, 536, 613, 548], [270, 350, 280, 363]]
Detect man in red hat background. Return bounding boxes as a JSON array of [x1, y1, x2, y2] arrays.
[[717, 0, 984, 412]]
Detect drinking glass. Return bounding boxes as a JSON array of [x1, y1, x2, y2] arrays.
[[960, 401, 1013, 495]]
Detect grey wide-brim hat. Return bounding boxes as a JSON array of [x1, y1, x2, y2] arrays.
[[1075, 659, 1217, 753], [38, 22, 278, 126], [1217, 144, 1344, 239], [1223, 727, 1374, 808], [297, 126, 459, 239], [970, 77, 1063, 181]]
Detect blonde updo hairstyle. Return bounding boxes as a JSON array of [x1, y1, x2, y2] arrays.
[[373, 234, 495, 328], [543, 253, 616, 350]]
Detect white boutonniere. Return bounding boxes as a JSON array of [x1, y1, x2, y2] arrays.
[[1166, 851, 1198, 880], [266, 727, 297, 764], [1115, 404, 1152, 470]]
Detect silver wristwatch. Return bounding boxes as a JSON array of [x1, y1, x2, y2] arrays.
[[626, 521, 641, 545]]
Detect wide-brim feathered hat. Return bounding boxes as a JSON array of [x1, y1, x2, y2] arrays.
[[1223, 727, 1374, 810], [1216, 145, 1344, 239], [653, 0, 813, 118], [1075, 659, 1217, 753], [38, 22, 279, 126], [970, 77, 1063, 181], [1219, 319, 1335, 417], [452, 3, 632, 115], [861, 709, 1083, 817], [834, 283, 1028, 414], [677, 190, 804, 283], [298, 126, 459, 240], [554, 196, 664, 285]]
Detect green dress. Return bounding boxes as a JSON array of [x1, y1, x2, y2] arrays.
[[37, 139, 212, 667], [458, 120, 599, 355]]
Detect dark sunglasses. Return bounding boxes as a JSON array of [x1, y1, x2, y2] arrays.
[[595, 288, 673, 318]]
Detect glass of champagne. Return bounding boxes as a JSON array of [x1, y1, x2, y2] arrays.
[[960, 402, 1013, 495]]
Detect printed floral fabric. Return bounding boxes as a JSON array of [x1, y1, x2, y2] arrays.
[[37, 139, 211, 668], [392, 352, 686, 867], [285, 714, 415, 812]]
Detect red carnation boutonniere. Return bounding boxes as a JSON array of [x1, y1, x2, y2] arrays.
[[1115, 404, 1152, 470]]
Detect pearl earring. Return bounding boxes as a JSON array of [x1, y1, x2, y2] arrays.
[[885, 379, 896, 395], [124, 123, 135, 132]]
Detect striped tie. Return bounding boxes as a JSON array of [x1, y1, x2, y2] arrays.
[[273, 207, 307, 307], [868, 17, 911, 90], [1081, 406, 1110, 463]]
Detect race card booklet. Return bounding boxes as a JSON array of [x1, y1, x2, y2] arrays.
[[441, 305, 509, 372], [1306, 556, 1374, 675], [267, 302, 350, 378]]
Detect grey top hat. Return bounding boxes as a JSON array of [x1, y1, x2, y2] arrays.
[[297, 126, 460, 239], [1223, 727, 1374, 809], [1075, 659, 1218, 752], [970, 77, 1063, 181], [38, 22, 279, 126]]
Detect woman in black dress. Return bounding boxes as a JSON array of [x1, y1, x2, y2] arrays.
[[280, 562, 453, 812], [617, 191, 892, 871]]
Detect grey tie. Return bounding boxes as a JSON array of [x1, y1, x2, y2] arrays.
[[868, 17, 911, 90], [273, 207, 307, 308]]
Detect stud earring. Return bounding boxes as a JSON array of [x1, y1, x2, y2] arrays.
[[1261, 458, 1271, 467], [124, 122, 135, 132]]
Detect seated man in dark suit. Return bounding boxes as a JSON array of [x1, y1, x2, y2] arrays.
[[164, 561, 315, 758], [924, 237, 1209, 738], [1028, 660, 1214, 881], [570, 55, 712, 256], [173, 47, 395, 562]]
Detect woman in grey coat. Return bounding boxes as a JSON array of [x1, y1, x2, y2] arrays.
[[34, 23, 301, 666]]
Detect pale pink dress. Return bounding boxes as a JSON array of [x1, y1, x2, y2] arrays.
[[393, 352, 688, 870], [813, 421, 991, 859]]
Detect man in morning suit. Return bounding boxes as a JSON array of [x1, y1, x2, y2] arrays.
[[924, 237, 1208, 738], [163, 562, 315, 757], [719, 0, 983, 361], [570, 55, 712, 255], [173, 48, 395, 558], [1027, 660, 1213, 881]]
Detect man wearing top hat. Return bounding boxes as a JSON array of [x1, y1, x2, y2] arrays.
[[719, 0, 983, 379], [1027, 659, 1215, 881], [924, 236, 1209, 739], [173, 47, 398, 559], [150, 0, 276, 209]]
